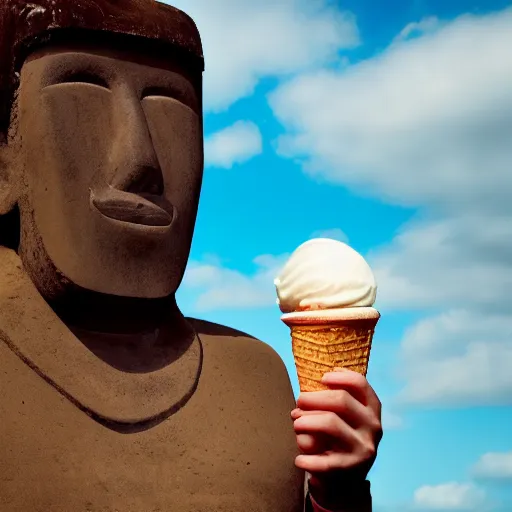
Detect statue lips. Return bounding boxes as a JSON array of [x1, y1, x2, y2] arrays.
[[90, 188, 174, 228]]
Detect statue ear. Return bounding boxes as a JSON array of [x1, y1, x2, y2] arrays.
[[0, 144, 18, 215]]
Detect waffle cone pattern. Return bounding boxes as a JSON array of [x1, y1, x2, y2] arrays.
[[283, 308, 380, 392]]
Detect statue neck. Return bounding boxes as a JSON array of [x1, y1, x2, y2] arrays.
[[48, 288, 185, 335], [48, 289, 196, 373]]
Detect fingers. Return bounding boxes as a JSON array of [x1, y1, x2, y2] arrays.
[[295, 452, 365, 474], [292, 410, 330, 454], [292, 408, 328, 420], [291, 371, 382, 482], [296, 389, 374, 429], [296, 453, 332, 473], [293, 412, 377, 474], [294, 411, 358, 447], [296, 433, 328, 454], [321, 369, 382, 414]]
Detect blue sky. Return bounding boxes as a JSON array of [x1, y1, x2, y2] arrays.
[[168, 0, 512, 510]]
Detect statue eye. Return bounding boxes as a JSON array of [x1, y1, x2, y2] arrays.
[[60, 72, 109, 89], [142, 86, 196, 112]]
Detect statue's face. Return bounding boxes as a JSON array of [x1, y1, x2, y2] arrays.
[[13, 43, 203, 298]]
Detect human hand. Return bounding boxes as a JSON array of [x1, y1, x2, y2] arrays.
[[292, 369, 383, 510]]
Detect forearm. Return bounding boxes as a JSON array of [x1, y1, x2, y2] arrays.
[[305, 480, 372, 512]]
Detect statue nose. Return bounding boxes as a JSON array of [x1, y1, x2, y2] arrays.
[[109, 95, 164, 196], [124, 166, 164, 196]]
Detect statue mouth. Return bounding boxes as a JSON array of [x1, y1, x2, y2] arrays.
[[90, 189, 174, 228]]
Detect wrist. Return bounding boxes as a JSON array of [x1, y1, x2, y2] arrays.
[[308, 475, 371, 512]]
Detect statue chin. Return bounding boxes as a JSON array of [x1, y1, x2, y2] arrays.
[[52, 245, 180, 300], [25, 245, 181, 302], [63, 269, 177, 300], [18, 207, 181, 301]]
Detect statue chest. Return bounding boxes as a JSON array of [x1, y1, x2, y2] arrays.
[[0, 342, 304, 512]]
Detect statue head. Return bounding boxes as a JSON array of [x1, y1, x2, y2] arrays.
[[0, 0, 205, 300]]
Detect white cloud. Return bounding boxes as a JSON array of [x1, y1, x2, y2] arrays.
[[397, 310, 512, 406], [473, 451, 512, 481], [204, 121, 262, 168], [167, 0, 359, 111], [413, 482, 486, 510], [269, 8, 512, 407], [182, 254, 287, 311], [311, 228, 349, 243], [394, 16, 441, 42]]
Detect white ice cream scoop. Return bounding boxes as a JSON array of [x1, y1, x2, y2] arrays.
[[274, 238, 377, 314]]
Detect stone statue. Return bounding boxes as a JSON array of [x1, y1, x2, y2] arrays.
[[0, 1, 305, 510]]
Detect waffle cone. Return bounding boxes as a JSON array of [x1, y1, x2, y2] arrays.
[[282, 307, 380, 392]]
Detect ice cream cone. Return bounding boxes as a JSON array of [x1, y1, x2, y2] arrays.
[[282, 307, 380, 392]]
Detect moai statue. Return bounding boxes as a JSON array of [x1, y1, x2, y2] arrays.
[[0, 1, 304, 510]]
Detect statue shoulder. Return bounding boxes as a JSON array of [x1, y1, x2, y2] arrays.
[[187, 317, 293, 390]]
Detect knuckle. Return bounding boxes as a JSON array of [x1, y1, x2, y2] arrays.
[[327, 411, 338, 427], [333, 390, 349, 410], [326, 412, 340, 432], [360, 442, 376, 461], [371, 417, 383, 434]]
